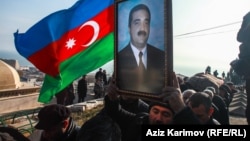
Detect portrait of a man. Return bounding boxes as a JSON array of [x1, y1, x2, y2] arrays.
[[117, 3, 165, 94]]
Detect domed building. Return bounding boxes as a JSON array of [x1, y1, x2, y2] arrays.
[[0, 60, 21, 90]]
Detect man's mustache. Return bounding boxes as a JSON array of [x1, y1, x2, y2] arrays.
[[138, 31, 147, 36]]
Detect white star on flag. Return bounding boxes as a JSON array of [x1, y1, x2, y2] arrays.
[[65, 38, 76, 49]]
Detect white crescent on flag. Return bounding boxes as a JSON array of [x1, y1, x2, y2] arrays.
[[78, 20, 100, 47]]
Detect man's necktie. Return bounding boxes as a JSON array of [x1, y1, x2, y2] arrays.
[[138, 51, 146, 85], [139, 52, 145, 71]]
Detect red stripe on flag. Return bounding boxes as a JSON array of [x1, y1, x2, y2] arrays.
[[28, 5, 114, 77]]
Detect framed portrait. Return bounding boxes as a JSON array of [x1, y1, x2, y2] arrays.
[[114, 0, 173, 101]]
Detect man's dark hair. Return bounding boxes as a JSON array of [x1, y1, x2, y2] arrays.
[[128, 4, 151, 27], [188, 92, 212, 112], [76, 109, 121, 141]]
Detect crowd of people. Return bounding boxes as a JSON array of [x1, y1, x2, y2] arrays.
[[54, 67, 109, 106], [0, 70, 246, 141]]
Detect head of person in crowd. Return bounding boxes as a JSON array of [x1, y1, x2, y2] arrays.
[[181, 76, 190, 91], [218, 84, 231, 105], [177, 76, 190, 92], [128, 4, 151, 49], [202, 88, 223, 124], [226, 81, 238, 93], [76, 108, 122, 141], [120, 95, 149, 114], [187, 92, 217, 124], [203, 89, 214, 100], [35, 104, 71, 140], [205, 86, 217, 95], [0, 127, 30, 141], [148, 101, 175, 125], [177, 76, 184, 85], [237, 11, 250, 43], [219, 84, 232, 96], [182, 89, 196, 104], [82, 75, 86, 80]]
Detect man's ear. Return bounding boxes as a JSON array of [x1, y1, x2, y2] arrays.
[[62, 119, 69, 129], [208, 107, 214, 117]]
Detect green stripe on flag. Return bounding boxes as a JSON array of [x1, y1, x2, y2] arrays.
[[38, 33, 114, 103]]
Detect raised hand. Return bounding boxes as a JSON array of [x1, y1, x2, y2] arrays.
[[160, 72, 185, 113]]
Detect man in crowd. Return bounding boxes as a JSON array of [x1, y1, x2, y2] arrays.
[[230, 11, 250, 124], [105, 72, 200, 141], [187, 92, 220, 125], [28, 104, 80, 141], [77, 75, 88, 103]]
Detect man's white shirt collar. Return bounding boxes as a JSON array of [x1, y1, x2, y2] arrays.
[[130, 43, 147, 69]]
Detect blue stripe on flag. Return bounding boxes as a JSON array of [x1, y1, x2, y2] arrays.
[[14, 0, 113, 58]]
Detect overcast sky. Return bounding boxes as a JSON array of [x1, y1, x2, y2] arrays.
[[1, 0, 250, 76]]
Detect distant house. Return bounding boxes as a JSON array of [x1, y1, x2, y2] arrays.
[[0, 58, 20, 70]]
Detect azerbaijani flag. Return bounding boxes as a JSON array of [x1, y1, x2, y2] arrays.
[[14, 0, 114, 103]]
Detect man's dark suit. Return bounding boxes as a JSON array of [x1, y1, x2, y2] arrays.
[[117, 44, 165, 94]]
